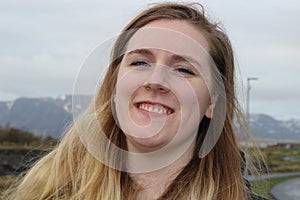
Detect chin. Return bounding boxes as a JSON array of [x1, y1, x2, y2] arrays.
[[126, 133, 171, 152]]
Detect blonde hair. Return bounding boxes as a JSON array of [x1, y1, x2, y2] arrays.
[[3, 3, 251, 199]]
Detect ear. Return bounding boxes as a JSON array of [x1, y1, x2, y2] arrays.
[[204, 104, 214, 119]]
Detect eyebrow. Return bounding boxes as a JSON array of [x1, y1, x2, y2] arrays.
[[127, 48, 154, 57], [126, 48, 201, 68], [171, 54, 201, 68]]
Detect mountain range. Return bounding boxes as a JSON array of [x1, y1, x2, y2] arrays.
[[0, 95, 299, 141], [0, 95, 91, 138]]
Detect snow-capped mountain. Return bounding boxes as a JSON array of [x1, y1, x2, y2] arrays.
[[0, 96, 299, 141], [0, 95, 91, 138], [249, 114, 300, 141]]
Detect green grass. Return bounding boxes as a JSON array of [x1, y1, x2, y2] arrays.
[[248, 147, 300, 173], [247, 147, 300, 199], [262, 148, 300, 172], [251, 176, 300, 200]]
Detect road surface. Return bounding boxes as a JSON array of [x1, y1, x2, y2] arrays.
[[269, 177, 300, 200], [246, 172, 300, 181]]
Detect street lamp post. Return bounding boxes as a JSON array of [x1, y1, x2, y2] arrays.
[[246, 77, 258, 124], [244, 77, 258, 176]]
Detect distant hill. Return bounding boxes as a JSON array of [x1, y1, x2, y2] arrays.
[[0, 96, 299, 141], [0, 95, 91, 138], [249, 114, 300, 141]]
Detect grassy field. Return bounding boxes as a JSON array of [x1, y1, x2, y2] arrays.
[[259, 147, 300, 172], [248, 147, 300, 199], [251, 175, 300, 199]]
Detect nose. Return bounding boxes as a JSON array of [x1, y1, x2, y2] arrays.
[[144, 82, 170, 93], [144, 65, 170, 93]]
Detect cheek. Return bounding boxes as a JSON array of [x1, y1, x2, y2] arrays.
[[172, 79, 210, 117], [170, 80, 201, 132], [115, 69, 141, 123], [116, 67, 144, 99], [116, 71, 134, 99], [171, 81, 211, 141]]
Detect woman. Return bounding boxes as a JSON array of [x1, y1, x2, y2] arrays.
[[4, 2, 265, 200]]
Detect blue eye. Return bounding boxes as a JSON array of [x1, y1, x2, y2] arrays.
[[175, 67, 195, 75], [130, 61, 150, 67]]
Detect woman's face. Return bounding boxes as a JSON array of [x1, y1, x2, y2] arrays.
[[114, 20, 213, 153]]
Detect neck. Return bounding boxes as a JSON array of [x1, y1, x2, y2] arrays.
[[129, 142, 195, 199]]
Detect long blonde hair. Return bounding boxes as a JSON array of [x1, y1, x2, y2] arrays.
[[4, 3, 250, 199]]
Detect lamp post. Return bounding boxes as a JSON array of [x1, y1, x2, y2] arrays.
[[244, 77, 258, 176], [246, 77, 258, 124]]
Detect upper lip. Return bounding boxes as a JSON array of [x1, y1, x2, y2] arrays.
[[134, 101, 175, 113]]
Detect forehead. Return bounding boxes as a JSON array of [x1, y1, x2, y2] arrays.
[[142, 19, 210, 52], [125, 19, 211, 70]]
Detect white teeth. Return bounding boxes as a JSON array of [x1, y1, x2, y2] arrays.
[[148, 106, 154, 112], [158, 109, 165, 114], [138, 103, 171, 115]]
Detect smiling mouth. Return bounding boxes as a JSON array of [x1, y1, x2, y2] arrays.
[[135, 102, 174, 115]]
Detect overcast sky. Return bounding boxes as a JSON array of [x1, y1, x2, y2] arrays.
[[1, 0, 300, 120]]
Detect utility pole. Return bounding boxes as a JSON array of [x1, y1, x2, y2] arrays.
[[244, 77, 258, 176]]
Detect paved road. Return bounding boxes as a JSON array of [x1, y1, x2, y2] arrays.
[[246, 172, 300, 181], [269, 177, 300, 200]]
